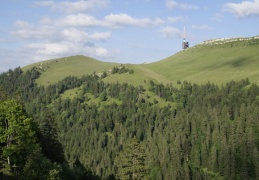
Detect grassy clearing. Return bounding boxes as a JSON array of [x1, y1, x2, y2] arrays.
[[59, 81, 173, 109], [60, 87, 81, 99]]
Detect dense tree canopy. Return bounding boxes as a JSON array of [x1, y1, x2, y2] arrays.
[[115, 136, 147, 180], [0, 67, 259, 179], [0, 99, 37, 167]]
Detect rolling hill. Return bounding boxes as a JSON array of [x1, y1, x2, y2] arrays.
[[23, 36, 259, 86], [145, 36, 259, 85], [3, 36, 259, 179], [23, 55, 119, 86]]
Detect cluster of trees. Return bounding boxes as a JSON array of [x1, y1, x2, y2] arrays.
[[111, 65, 134, 74], [0, 67, 259, 179], [0, 91, 61, 179]]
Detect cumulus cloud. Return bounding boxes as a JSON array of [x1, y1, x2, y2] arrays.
[[191, 25, 212, 30], [166, 0, 198, 10], [104, 13, 164, 28], [12, 20, 61, 41], [45, 13, 164, 28], [167, 16, 184, 23], [34, 0, 109, 13], [223, 0, 259, 17], [88, 32, 111, 41], [12, 20, 111, 42], [8, 1, 166, 66], [62, 28, 88, 42], [56, 14, 105, 27], [160, 27, 181, 38], [212, 13, 224, 22], [95, 47, 109, 57], [27, 42, 71, 55], [24, 41, 110, 61], [11, 18, 113, 62]]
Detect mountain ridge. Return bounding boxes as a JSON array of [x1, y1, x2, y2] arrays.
[[22, 35, 259, 86]]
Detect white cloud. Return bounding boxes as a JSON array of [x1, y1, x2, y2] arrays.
[[191, 25, 212, 30], [166, 0, 198, 10], [154, 18, 165, 25], [223, 0, 259, 17], [54, 13, 164, 28], [135, 0, 150, 2], [166, 0, 178, 9], [62, 28, 88, 42], [34, 0, 109, 13], [12, 20, 60, 40], [11, 19, 113, 62], [95, 47, 109, 57], [104, 13, 164, 28], [57, 14, 105, 27], [14, 20, 34, 29], [27, 42, 71, 55], [9, 2, 167, 67], [167, 16, 184, 23], [88, 32, 111, 41], [160, 27, 181, 38], [24, 41, 111, 61], [62, 28, 111, 42], [12, 20, 111, 42], [212, 13, 224, 22]]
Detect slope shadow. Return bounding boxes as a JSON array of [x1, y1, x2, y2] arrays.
[[204, 56, 256, 71]]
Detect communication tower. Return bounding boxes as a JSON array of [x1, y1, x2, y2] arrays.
[[182, 26, 189, 50]]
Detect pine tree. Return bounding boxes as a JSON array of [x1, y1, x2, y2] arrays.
[[0, 99, 37, 170], [38, 109, 65, 163], [115, 136, 148, 180]]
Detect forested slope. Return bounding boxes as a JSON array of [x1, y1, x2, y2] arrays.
[[0, 67, 259, 179]]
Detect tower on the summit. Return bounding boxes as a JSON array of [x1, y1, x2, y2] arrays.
[[182, 26, 189, 50]]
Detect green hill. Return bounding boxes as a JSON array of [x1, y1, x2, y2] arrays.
[[23, 36, 259, 86], [144, 36, 259, 85], [23, 55, 119, 86], [2, 36, 259, 180]]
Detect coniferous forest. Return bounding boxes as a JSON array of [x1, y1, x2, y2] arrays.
[[0, 67, 259, 179]]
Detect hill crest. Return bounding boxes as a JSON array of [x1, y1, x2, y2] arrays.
[[22, 35, 259, 86], [199, 35, 259, 45]]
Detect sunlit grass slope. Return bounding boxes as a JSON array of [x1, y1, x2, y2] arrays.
[[23, 36, 259, 86], [103, 64, 171, 86], [23, 55, 119, 86], [144, 38, 259, 85]]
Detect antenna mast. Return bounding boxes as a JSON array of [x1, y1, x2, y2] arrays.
[[182, 26, 189, 50], [183, 26, 186, 42]]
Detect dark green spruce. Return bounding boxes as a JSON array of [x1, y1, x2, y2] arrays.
[[0, 67, 259, 179]]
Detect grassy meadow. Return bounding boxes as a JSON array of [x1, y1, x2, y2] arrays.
[[23, 55, 119, 86], [144, 39, 259, 85], [22, 37, 259, 87]]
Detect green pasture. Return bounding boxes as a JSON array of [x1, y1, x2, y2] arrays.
[[23, 38, 259, 86], [23, 55, 119, 86], [144, 40, 259, 85]]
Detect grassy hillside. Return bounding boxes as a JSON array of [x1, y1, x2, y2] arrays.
[[23, 55, 119, 86], [23, 36, 259, 86], [144, 37, 259, 85], [104, 36, 259, 86], [103, 64, 171, 86]]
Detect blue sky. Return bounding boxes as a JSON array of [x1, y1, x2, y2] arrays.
[[1, 0, 259, 72]]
